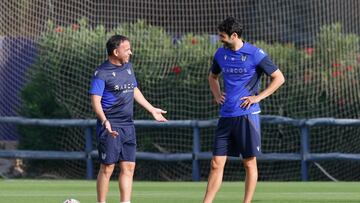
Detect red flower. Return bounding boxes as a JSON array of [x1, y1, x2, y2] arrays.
[[346, 66, 353, 71], [332, 63, 341, 68], [332, 70, 342, 77], [172, 66, 182, 75], [337, 99, 346, 106], [304, 47, 314, 56], [191, 38, 197, 45], [72, 24, 80, 31], [303, 73, 312, 83], [55, 26, 63, 33]]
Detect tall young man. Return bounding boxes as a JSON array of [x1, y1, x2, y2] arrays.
[[203, 17, 285, 203], [89, 35, 167, 203]]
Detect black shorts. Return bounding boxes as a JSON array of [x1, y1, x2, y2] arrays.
[[213, 114, 261, 158], [96, 125, 136, 164]]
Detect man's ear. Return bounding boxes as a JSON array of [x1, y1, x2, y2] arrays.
[[113, 49, 118, 57], [231, 32, 238, 39]]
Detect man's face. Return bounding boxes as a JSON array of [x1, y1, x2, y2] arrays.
[[113, 40, 132, 64], [218, 31, 236, 48]]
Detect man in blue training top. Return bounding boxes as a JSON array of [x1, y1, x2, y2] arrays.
[[203, 17, 285, 203], [89, 35, 167, 203]]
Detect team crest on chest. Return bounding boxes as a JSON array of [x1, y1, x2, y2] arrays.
[[112, 72, 116, 77], [241, 55, 247, 62], [127, 68, 132, 75]]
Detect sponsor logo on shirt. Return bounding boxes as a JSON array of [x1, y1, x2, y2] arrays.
[[114, 83, 135, 93], [241, 55, 247, 61], [222, 67, 248, 74]]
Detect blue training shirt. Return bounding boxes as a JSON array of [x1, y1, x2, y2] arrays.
[[211, 42, 278, 117], [89, 60, 137, 126]]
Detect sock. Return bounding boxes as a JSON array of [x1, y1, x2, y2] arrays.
[[120, 201, 130, 203]]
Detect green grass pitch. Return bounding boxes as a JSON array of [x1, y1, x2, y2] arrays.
[[0, 180, 359, 203]]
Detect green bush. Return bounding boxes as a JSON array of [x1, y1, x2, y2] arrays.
[[312, 23, 360, 117], [18, 20, 360, 178], [18, 71, 71, 176]]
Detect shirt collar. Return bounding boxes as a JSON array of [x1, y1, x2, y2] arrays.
[[224, 41, 252, 54], [237, 41, 253, 54]]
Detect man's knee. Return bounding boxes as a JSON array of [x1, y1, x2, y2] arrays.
[[120, 162, 136, 176], [243, 157, 257, 171], [100, 164, 115, 177], [210, 157, 226, 171]]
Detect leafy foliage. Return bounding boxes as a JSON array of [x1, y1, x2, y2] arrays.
[[18, 20, 360, 178]]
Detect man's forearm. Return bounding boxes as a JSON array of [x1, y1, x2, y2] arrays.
[[134, 87, 154, 113], [257, 69, 285, 100], [91, 95, 107, 123], [208, 74, 222, 98]]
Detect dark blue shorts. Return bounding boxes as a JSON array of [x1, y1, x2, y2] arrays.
[[213, 114, 261, 158], [96, 124, 136, 164]]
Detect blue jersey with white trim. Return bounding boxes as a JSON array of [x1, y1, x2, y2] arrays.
[[211, 42, 278, 117], [89, 60, 137, 126]]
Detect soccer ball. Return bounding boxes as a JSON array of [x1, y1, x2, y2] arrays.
[[63, 199, 80, 203]]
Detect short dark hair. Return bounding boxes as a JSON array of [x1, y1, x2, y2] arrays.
[[106, 35, 130, 56], [218, 16, 243, 38]]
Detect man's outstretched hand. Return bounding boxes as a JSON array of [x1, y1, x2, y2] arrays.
[[151, 108, 168, 122]]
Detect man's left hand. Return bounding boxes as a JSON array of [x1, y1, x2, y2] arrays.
[[240, 96, 261, 109], [152, 108, 168, 122]]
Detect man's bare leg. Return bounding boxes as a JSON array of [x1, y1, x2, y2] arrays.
[[203, 156, 227, 203], [243, 157, 258, 203], [118, 161, 136, 202], [97, 164, 115, 202]]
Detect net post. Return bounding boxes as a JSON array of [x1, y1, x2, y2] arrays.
[[300, 123, 310, 181], [192, 121, 201, 181], [85, 126, 94, 180]]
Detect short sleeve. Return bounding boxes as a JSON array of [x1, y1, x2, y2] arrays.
[[89, 70, 105, 96], [253, 48, 268, 65], [210, 58, 221, 74], [257, 56, 278, 76]]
